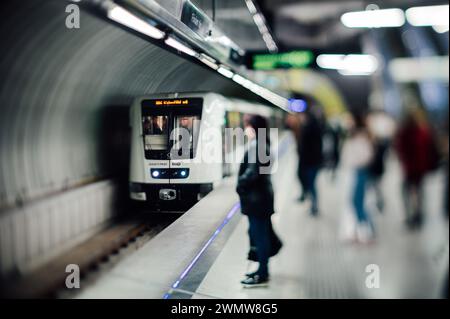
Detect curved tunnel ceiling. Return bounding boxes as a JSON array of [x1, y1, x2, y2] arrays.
[[254, 69, 349, 118], [0, 0, 251, 210]]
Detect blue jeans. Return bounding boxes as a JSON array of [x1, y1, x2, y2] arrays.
[[353, 169, 373, 229], [248, 215, 271, 278]]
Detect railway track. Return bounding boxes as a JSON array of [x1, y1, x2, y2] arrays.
[[0, 212, 180, 299]]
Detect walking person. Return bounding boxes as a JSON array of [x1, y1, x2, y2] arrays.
[[340, 113, 375, 243], [395, 107, 440, 229], [297, 109, 324, 216], [366, 111, 396, 214], [237, 115, 281, 287], [368, 137, 389, 213], [322, 120, 342, 181]]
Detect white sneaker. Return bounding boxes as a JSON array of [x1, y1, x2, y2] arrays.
[[356, 223, 375, 244]]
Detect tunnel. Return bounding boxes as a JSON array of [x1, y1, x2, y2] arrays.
[[0, 0, 254, 278]]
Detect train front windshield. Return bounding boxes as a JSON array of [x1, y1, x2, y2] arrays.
[[173, 115, 201, 154], [141, 98, 203, 159]]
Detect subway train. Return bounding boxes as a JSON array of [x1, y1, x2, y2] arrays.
[[129, 92, 284, 211]]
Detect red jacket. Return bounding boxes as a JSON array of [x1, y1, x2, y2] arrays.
[[395, 122, 438, 182]]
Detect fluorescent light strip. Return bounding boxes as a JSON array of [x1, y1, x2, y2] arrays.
[[317, 54, 346, 68], [219, 69, 289, 110], [245, 0, 258, 15], [253, 13, 266, 28], [389, 56, 449, 82], [232, 74, 253, 89], [165, 36, 198, 57], [255, 86, 289, 110], [245, 0, 278, 52], [433, 25, 449, 34], [338, 70, 374, 76], [107, 5, 165, 39], [258, 24, 269, 34], [317, 54, 378, 75], [341, 8, 405, 28], [106, 2, 285, 107], [406, 5, 449, 27], [232, 75, 289, 110], [198, 54, 219, 70], [217, 66, 234, 78], [163, 203, 241, 299]]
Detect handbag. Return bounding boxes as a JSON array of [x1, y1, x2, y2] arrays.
[[247, 226, 283, 261]]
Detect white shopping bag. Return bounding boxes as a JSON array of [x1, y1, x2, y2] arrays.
[[338, 169, 358, 242]]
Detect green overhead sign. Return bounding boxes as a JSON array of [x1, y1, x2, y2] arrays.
[[252, 50, 314, 70]]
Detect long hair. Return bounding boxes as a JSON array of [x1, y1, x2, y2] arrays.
[[248, 115, 271, 161], [248, 115, 270, 143]]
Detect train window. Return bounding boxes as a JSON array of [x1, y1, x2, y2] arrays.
[[227, 111, 243, 129], [172, 115, 201, 157], [142, 116, 168, 150]]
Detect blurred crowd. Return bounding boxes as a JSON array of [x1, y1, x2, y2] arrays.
[[236, 103, 448, 290], [286, 101, 449, 243]]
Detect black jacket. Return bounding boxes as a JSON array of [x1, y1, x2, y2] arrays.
[[236, 140, 274, 217], [298, 116, 323, 167]]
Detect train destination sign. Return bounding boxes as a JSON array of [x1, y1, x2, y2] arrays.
[[144, 98, 203, 107], [155, 99, 189, 106]]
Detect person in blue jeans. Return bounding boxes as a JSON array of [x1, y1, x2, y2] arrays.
[[341, 113, 375, 243], [298, 167, 320, 213], [247, 215, 271, 281], [236, 115, 281, 287], [353, 168, 374, 232]]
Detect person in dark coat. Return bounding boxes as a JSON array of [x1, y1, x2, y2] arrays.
[[395, 107, 439, 229], [368, 138, 389, 213], [237, 115, 281, 287], [297, 110, 324, 215]]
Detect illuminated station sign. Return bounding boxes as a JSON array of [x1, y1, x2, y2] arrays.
[[251, 50, 314, 70]]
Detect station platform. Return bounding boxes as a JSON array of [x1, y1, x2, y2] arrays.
[[74, 135, 449, 299]]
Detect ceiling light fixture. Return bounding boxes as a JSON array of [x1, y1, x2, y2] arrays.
[[164, 37, 198, 57], [217, 66, 234, 78], [317, 54, 378, 75], [245, 0, 278, 52], [406, 5, 449, 28], [198, 54, 219, 70], [341, 8, 405, 28], [107, 5, 165, 39]]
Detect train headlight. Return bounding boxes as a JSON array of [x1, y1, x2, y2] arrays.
[[180, 170, 187, 177], [152, 170, 160, 178]]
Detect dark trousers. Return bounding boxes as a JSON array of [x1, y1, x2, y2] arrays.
[[248, 215, 271, 278], [298, 165, 319, 213], [403, 176, 424, 227]]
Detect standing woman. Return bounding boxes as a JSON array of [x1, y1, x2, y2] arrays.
[[237, 115, 276, 287]]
